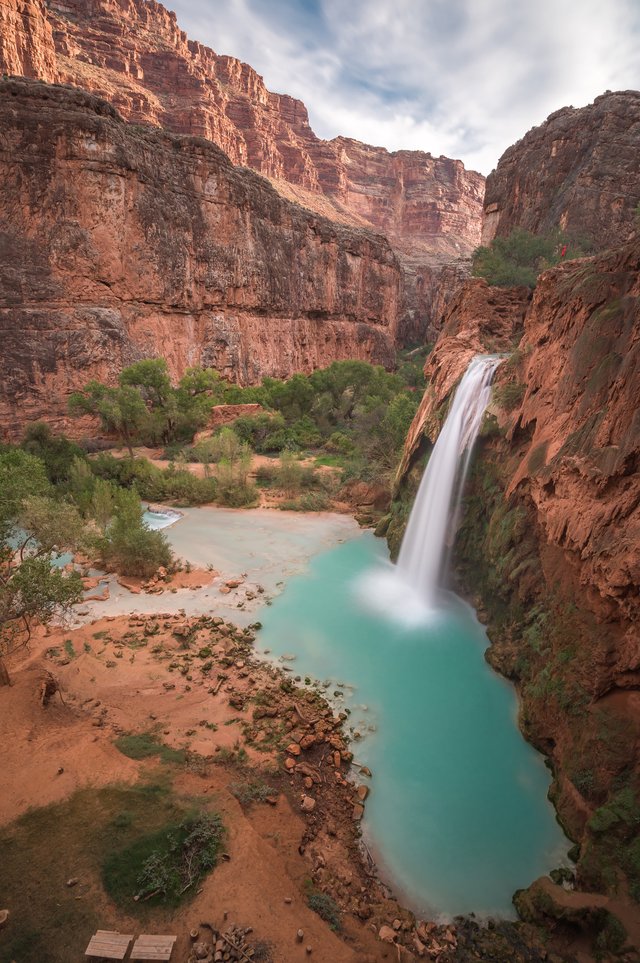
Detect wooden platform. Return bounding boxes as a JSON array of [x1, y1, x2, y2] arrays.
[[85, 930, 134, 960], [130, 934, 177, 961]]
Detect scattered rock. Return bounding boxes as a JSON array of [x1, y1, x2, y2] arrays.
[[301, 795, 316, 813], [352, 803, 364, 821], [379, 925, 396, 943], [0, 909, 9, 929], [66, 877, 79, 887]]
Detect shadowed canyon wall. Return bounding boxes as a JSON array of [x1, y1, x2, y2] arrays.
[[0, 0, 485, 342], [0, 78, 402, 435]]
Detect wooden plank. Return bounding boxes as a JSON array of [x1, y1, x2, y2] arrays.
[[130, 934, 177, 960], [85, 931, 133, 959]]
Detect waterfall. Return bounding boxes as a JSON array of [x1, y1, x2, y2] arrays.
[[396, 355, 501, 607]]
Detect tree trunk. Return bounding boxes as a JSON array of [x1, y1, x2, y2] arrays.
[[0, 657, 11, 687]]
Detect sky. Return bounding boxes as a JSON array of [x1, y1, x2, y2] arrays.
[[167, 0, 640, 174]]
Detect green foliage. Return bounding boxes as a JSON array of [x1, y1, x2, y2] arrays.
[[305, 885, 342, 931], [230, 779, 277, 805], [0, 449, 84, 675], [103, 811, 224, 906], [99, 488, 172, 577], [472, 228, 590, 288], [494, 381, 526, 412], [21, 423, 86, 485], [280, 492, 330, 512]]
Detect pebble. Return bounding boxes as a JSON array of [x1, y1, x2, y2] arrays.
[[301, 795, 316, 813]]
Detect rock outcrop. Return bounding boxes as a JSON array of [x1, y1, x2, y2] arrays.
[[482, 91, 640, 250], [395, 241, 640, 904], [0, 0, 485, 340], [0, 78, 402, 435]]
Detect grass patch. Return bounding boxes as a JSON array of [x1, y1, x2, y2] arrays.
[[0, 782, 212, 963], [114, 731, 186, 765], [64, 639, 76, 660], [103, 811, 224, 906]]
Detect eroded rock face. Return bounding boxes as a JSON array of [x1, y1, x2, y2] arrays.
[[395, 244, 640, 895], [0, 78, 402, 435], [482, 91, 640, 249], [0, 0, 485, 340], [400, 242, 639, 640]]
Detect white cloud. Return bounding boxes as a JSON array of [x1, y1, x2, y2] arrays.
[[168, 0, 640, 174]]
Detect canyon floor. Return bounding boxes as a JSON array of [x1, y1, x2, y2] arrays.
[[0, 607, 408, 963]]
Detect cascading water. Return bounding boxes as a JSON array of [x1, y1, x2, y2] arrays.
[[397, 355, 501, 607]]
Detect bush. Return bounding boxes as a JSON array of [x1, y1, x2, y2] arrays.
[[280, 492, 329, 512], [472, 228, 588, 288], [100, 488, 173, 577], [306, 887, 341, 931]]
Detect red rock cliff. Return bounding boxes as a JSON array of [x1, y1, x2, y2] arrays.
[[0, 0, 485, 339], [396, 245, 640, 905], [0, 78, 402, 435], [482, 91, 640, 250]]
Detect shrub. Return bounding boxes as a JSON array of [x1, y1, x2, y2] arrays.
[[472, 228, 587, 288], [306, 887, 341, 931], [100, 488, 173, 577]]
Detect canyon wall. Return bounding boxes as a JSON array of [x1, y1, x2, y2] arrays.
[[482, 91, 640, 249], [395, 242, 640, 905], [0, 78, 402, 436], [0, 0, 485, 341]]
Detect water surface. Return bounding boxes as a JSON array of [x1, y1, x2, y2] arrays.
[[258, 533, 568, 918]]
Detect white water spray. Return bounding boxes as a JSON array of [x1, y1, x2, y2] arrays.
[[396, 355, 501, 607]]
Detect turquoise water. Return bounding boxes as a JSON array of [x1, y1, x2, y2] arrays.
[[259, 532, 568, 919]]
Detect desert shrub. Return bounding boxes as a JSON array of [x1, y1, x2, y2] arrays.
[[306, 886, 341, 931], [280, 491, 329, 512], [216, 456, 258, 508], [161, 466, 216, 504], [230, 779, 277, 805]]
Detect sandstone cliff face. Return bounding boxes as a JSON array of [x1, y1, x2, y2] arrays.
[[395, 243, 640, 899], [0, 0, 484, 339], [0, 0, 58, 82], [482, 91, 640, 250], [0, 79, 402, 435], [400, 244, 639, 674]]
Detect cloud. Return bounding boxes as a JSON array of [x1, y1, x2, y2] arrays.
[[167, 0, 640, 173]]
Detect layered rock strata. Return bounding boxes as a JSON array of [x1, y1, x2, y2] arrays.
[[0, 0, 485, 340], [0, 78, 402, 435], [482, 91, 640, 249]]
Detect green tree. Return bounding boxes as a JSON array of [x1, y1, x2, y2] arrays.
[[69, 382, 149, 457], [100, 488, 172, 577], [21, 422, 86, 485], [0, 450, 83, 685]]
